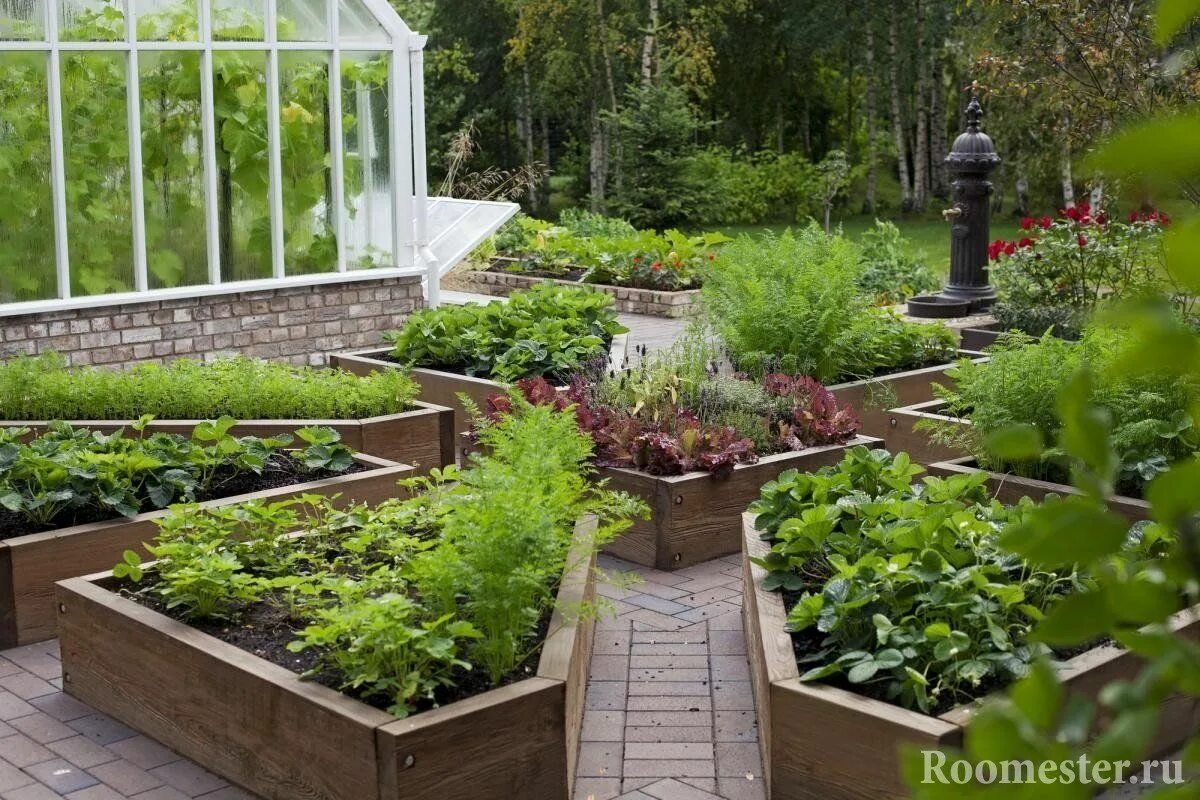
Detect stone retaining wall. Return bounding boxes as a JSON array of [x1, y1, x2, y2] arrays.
[[467, 270, 702, 318], [0, 276, 424, 367]]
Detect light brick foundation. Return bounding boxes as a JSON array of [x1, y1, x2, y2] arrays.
[[0, 276, 424, 367], [467, 269, 702, 318]]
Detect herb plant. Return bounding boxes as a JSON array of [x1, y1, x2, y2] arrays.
[[855, 221, 941, 306], [749, 447, 1163, 714], [0, 353, 419, 421], [0, 419, 354, 533], [384, 283, 627, 383], [115, 404, 646, 717], [929, 319, 1200, 494], [702, 226, 958, 382]]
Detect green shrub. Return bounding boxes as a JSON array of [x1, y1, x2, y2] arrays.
[[685, 148, 820, 226], [701, 226, 957, 382], [385, 284, 627, 383], [749, 447, 1166, 713], [117, 405, 646, 717], [0, 353, 419, 421], [855, 220, 941, 305], [933, 321, 1200, 493]]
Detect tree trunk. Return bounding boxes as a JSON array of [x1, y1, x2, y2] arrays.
[[1090, 176, 1104, 211], [911, 0, 929, 212], [888, 3, 912, 211], [929, 57, 948, 198], [595, 0, 620, 195], [844, 5, 855, 163], [590, 103, 606, 210], [802, 95, 812, 157], [539, 114, 552, 214], [862, 3, 878, 215], [1061, 119, 1076, 210], [641, 0, 659, 87], [518, 63, 535, 170], [1015, 173, 1030, 217]]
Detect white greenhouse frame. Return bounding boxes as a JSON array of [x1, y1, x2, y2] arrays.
[[0, 0, 507, 316]]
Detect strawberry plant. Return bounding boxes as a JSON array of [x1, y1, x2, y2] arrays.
[[749, 447, 1169, 714], [0, 419, 354, 532], [384, 283, 627, 383]]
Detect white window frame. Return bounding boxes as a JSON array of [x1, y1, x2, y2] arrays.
[[0, 0, 433, 318]]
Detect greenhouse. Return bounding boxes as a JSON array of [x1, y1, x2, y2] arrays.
[[0, 1, 1198, 799], [0, 0, 511, 315]]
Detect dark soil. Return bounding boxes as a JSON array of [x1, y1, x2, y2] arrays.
[[130, 587, 554, 717], [0, 454, 365, 542]]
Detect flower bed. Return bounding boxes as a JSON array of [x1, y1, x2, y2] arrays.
[[0, 354, 454, 470], [55, 406, 641, 800], [742, 449, 1200, 799], [1, 423, 409, 646], [331, 285, 630, 436], [467, 268, 703, 318], [477, 351, 875, 568]]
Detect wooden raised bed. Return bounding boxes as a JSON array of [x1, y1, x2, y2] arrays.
[[1, 453, 409, 648], [56, 517, 597, 800], [9, 404, 456, 474], [331, 333, 629, 441], [599, 437, 881, 570], [928, 456, 1151, 522], [828, 351, 984, 442], [743, 515, 1200, 799], [880, 399, 973, 465]]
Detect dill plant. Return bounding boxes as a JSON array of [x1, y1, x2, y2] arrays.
[[701, 225, 957, 382], [0, 353, 419, 420]]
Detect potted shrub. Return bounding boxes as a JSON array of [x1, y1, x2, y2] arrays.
[[914, 322, 1198, 521], [700, 226, 979, 437], [0, 420, 409, 647], [742, 447, 1199, 799], [55, 405, 645, 800], [476, 337, 878, 569], [331, 284, 629, 436], [0, 354, 455, 471]]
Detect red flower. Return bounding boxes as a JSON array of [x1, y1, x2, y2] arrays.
[[1018, 237, 1035, 248], [651, 262, 662, 272], [1003, 242, 1017, 256], [1065, 206, 1081, 222], [1020, 216, 1034, 230], [708, 253, 716, 261], [1128, 210, 1140, 223], [1039, 216, 1052, 229], [1095, 212, 1108, 225], [1161, 211, 1171, 226], [1077, 235, 1088, 248], [633, 256, 642, 263], [987, 240, 1005, 261]]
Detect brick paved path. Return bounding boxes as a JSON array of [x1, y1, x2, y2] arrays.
[[574, 554, 764, 800]]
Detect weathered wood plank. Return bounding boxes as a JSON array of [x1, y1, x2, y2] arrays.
[[599, 438, 880, 570]]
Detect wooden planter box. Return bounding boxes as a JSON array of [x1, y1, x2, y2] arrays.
[[928, 456, 1151, 522], [331, 334, 628, 441], [958, 322, 1006, 352], [743, 515, 1200, 799], [880, 399, 973, 465], [828, 351, 984, 443], [599, 437, 880, 570], [55, 518, 597, 800], [468, 266, 704, 318], [9, 404, 456, 474], [0, 454, 410, 648]]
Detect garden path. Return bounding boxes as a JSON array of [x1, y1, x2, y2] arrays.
[[574, 554, 765, 800]]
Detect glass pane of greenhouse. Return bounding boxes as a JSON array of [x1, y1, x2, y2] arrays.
[[62, 50, 135, 297], [278, 0, 327, 41], [135, 0, 198, 41], [342, 50, 391, 267], [212, 0, 263, 41], [0, 52, 55, 301], [339, 0, 387, 42], [59, 0, 124, 40], [0, 0, 45, 39], [213, 49, 272, 282], [140, 50, 206, 289], [279, 50, 335, 274]]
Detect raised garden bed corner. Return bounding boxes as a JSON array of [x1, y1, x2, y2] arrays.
[[467, 269, 702, 318]]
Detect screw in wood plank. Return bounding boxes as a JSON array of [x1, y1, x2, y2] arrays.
[[674, 495, 682, 505], [403, 755, 415, 769]]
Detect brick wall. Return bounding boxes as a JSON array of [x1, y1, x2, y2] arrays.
[[0, 276, 424, 367]]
